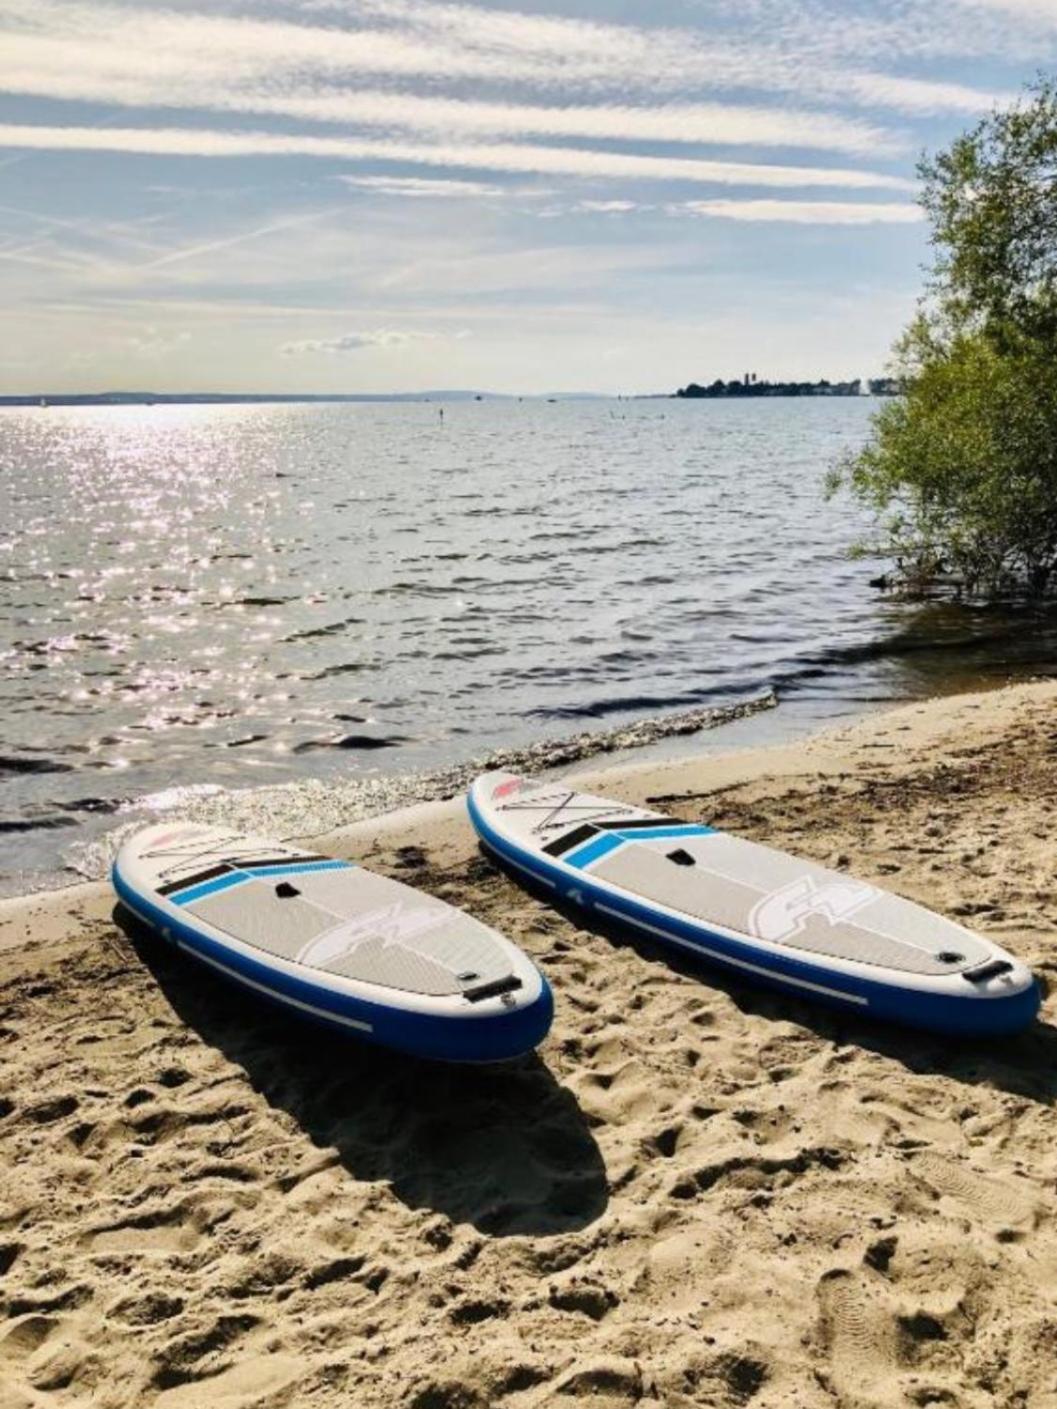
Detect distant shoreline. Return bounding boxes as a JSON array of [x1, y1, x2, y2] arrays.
[[0, 390, 511, 407], [675, 376, 900, 398], [0, 384, 897, 407]]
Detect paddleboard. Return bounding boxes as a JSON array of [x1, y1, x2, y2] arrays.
[[468, 772, 1039, 1036], [113, 822, 553, 1062]]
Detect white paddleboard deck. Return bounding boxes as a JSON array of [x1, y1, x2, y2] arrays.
[[113, 822, 553, 1061], [468, 772, 1038, 1036]]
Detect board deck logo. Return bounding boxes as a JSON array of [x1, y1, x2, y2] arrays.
[[492, 776, 524, 800], [298, 903, 451, 966], [749, 875, 877, 944]]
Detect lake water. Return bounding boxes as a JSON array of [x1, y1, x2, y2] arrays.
[[3, 398, 1055, 894]]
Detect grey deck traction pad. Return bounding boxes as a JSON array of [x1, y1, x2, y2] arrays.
[[184, 867, 512, 996], [589, 832, 989, 976]]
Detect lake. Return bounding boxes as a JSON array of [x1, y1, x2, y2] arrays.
[[3, 397, 1054, 893]]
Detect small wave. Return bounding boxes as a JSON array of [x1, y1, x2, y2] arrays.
[[281, 616, 366, 643], [293, 733, 408, 754], [431, 645, 506, 661], [579, 538, 665, 557], [217, 595, 293, 608], [303, 661, 375, 680], [0, 755, 74, 776], [57, 797, 123, 814], [526, 690, 703, 720], [0, 815, 77, 833], [488, 692, 776, 771], [374, 582, 466, 598]]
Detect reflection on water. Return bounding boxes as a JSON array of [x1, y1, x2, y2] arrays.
[[1, 399, 1054, 891]]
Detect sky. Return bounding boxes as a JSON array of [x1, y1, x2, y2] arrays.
[[0, 0, 1054, 395]]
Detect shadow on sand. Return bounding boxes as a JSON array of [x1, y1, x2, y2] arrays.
[[481, 849, 1057, 1107], [115, 904, 609, 1238]]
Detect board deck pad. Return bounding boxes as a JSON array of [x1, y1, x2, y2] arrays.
[[129, 827, 512, 998], [476, 778, 993, 976], [114, 822, 554, 1062], [587, 835, 989, 975]]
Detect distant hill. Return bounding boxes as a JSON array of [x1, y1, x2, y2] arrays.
[[0, 390, 521, 408]]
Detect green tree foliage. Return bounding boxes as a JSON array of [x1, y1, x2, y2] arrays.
[[837, 77, 1057, 597]]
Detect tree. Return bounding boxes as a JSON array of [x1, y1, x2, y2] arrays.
[[835, 76, 1057, 597]]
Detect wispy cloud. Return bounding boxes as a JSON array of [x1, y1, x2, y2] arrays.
[[280, 327, 465, 353], [0, 27, 910, 162], [136, 212, 327, 272], [680, 198, 923, 223], [577, 200, 640, 214], [257, 91, 905, 158], [0, 0, 1009, 133], [0, 124, 915, 190], [845, 72, 1011, 116], [947, 0, 1057, 24], [338, 175, 505, 198], [124, 325, 191, 356], [317, 0, 1040, 86]]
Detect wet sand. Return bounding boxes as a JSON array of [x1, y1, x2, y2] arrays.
[[2, 680, 1057, 1409]]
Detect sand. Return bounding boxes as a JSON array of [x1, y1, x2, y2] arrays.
[[2, 680, 1057, 1409]]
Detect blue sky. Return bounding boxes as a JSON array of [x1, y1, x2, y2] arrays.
[[0, 0, 1051, 394]]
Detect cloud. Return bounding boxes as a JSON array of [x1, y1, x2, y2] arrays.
[[279, 327, 464, 354], [576, 200, 640, 214], [137, 212, 327, 271], [0, 0, 1010, 146], [285, 93, 904, 157], [0, 20, 908, 159], [680, 198, 923, 223], [319, 0, 1039, 84], [845, 72, 1013, 116], [0, 123, 916, 190], [338, 175, 505, 198], [124, 325, 190, 355], [947, 0, 1057, 23]]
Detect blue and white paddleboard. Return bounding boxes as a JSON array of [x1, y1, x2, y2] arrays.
[[113, 822, 553, 1062], [468, 772, 1039, 1037]]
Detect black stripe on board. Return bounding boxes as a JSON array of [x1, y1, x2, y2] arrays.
[[157, 853, 326, 896], [543, 823, 599, 857], [594, 817, 671, 831], [158, 863, 232, 896]]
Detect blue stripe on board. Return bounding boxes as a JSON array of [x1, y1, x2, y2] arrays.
[[169, 858, 352, 904], [614, 824, 715, 841], [172, 871, 251, 906], [243, 860, 352, 879], [564, 833, 625, 869], [564, 823, 714, 871]]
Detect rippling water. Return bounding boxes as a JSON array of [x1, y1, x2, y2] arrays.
[[3, 398, 1055, 894]]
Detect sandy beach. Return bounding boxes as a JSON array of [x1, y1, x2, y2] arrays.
[[3, 679, 1057, 1409]]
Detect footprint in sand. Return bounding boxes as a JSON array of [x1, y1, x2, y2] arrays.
[[23, 1094, 79, 1125], [817, 1267, 902, 1408], [635, 1223, 737, 1313], [1, 1313, 58, 1361], [910, 1152, 1040, 1229], [83, 1202, 202, 1255], [0, 1316, 100, 1403]]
